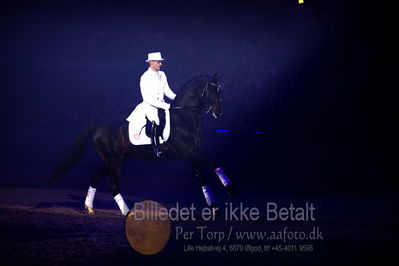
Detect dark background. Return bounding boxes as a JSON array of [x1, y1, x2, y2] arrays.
[[1, 0, 392, 195], [0, 0, 394, 264]]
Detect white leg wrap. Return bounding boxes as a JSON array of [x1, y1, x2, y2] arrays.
[[85, 186, 96, 208], [215, 167, 231, 187], [202, 186, 216, 207], [114, 193, 130, 216]]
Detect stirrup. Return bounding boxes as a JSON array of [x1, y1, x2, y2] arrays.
[[153, 147, 163, 158]]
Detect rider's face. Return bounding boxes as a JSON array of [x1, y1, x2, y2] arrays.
[[149, 60, 163, 71]]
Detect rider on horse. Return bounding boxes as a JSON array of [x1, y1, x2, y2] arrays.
[[126, 52, 176, 158], [49, 68, 236, 217]]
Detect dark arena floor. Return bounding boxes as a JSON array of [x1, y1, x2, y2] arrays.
[[0, 186, 395, 265], [0, 133, 395, 265]]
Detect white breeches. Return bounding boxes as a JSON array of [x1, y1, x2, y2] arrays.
[[143, 103, 160, 125], [127, 102, 160, 125]]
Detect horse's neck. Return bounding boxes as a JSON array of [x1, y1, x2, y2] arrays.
[[171, 82, 203, 133], [172, 86, 202, 109], [172, 76, 208, 108]]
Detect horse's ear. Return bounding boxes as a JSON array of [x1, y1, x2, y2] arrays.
[[217, 73, 223, 81], [212, 73, 217, 79]]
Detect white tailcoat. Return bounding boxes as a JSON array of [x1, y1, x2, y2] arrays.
[[127, 67, 176, 125]]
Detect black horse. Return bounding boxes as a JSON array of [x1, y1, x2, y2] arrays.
[[48, 74, 236, 216]]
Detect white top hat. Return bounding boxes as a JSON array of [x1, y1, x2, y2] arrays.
[[145, 52, 165, 62]]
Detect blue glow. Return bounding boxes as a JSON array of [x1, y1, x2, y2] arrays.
[[216, 130, 230, 133], [254, 131, 264, 134]]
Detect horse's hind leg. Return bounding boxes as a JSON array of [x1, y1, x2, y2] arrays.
[[92, 124, 129, 216], [90, 164, 108, 188], [108, 159, 130, 216], [84, 164, 108, 214]]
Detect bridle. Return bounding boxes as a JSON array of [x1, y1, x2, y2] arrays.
[[201, 80, 222, 113], [172, 79, 222, 114]]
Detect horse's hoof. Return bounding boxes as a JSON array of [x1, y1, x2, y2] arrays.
[[85, 204, 95, 215], [226, 183, 237, 197], [127, 211, 135, 219]]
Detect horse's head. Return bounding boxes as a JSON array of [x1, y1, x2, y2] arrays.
[[201, 74, 223, 118], [172, 73, 223, 118]]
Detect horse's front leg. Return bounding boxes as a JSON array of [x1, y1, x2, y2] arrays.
[[213, 166, 237, 197], [195, 157, 237, 197], [191, 164, 216, 206], [186, 152, 236, 211]]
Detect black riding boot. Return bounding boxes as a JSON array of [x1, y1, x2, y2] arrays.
[[150, 121, 162, 158]]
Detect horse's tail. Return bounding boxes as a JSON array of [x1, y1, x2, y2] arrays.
[[47, 125, 97, 184]]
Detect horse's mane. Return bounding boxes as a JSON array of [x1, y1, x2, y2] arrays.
[[179, 74, 210, 91], [172, 74, 210, 105]]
